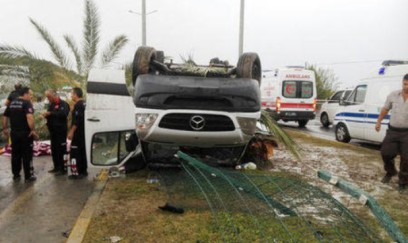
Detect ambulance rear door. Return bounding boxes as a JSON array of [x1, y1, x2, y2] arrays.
[[278, 69, 317, 120]]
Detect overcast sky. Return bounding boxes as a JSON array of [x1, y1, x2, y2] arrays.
[[1, 0, 408, 88]]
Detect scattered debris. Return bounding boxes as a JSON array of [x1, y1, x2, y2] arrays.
[[108, 167, 125, 178], [158, 203, 184, 214], [146, 178, 159, 184], [242, 133, 278, 168], [109, 235, 122, 243], [235, 162, 257, 170], [62, 230, 70, 238]]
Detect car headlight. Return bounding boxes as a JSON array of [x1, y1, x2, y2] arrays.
[[237, 117, 257, 135], [135, 113, 158, 139]]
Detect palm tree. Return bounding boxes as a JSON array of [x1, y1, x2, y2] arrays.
[[0, 0, 128, 93], [306, 64, 338, 101], [0, 54, 78, 97]]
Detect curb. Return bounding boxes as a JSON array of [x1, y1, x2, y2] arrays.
[[318, 170, 408, 243], [66, 170, 109, 243]]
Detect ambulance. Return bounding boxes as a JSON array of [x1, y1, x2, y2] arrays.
[[260, 67, 317, 127]]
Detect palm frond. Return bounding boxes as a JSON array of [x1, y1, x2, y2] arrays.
[[64, 35, 83, 75], [100, 35, 128, 67], [53, 70, 80, 87], [260, 110, 302, 161], [0, 64, 30, 78], [29, 18, 70, 69], [82, 0, 100, 74], [0, 45, 37, 59], [180, 53, 197, 66]]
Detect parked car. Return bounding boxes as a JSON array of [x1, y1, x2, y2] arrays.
[[334, 63, 408, 143], [319, 89, 352, 127]]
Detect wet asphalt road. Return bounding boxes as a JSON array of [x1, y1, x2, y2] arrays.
[[0, 155, 97, 243], [279, 118, 381, 150]]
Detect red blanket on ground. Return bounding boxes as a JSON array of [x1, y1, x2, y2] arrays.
[[0, 140, 52, 157]]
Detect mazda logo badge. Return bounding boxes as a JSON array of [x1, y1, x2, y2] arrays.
[[190, 115, 205, 130]]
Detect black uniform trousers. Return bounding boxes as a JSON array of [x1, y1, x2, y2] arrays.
[[11, 131, 34, 179], [381, 129, 408, 185], [50, 128, 67, 172], [70, 134, 87, 175]]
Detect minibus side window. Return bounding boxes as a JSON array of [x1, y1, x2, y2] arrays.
[[91, 130, 134, 166]]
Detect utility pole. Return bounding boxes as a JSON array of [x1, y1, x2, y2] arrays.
[[129, 1, 157, 46], [238, 0, 245, 57], [142, 0, 146, 46]]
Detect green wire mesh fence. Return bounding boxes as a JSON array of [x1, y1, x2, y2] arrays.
[[152, 151, 384, 242]]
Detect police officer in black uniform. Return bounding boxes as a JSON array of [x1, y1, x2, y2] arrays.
[[2, 87, 38, 182], [42, 89, 70, 175], [5, 82, 22, 106], [67, 87, 87, 179]]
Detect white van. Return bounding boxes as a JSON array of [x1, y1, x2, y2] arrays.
[[334, 64, 408, 143], [260, 67, 317, 127], [319, 88, 353, 127]]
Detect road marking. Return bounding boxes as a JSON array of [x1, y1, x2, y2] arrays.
[[67, 169, 108, 243]]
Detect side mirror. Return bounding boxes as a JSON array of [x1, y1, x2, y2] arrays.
[[339, 99, 347, 106]]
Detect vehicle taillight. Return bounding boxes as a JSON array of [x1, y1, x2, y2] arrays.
[[276, 97, 281, 113], [313, 98, 317, 112]]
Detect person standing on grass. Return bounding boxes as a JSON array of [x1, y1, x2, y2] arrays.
[[67, 87, 87, 179], [42, 89, 70, 175], [375, 73, 408, 191], [2, 87, 38, 182]]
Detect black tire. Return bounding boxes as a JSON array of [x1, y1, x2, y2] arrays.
[[155, 50, 165, 64], [335, 123, 351, 143], [320, 113, 330, 127], [132, 46, 157, 86], [298, 120, 308, 128], [236, 52, 262, 85]]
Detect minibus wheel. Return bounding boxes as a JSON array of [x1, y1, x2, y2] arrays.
[[132, 46, 157, 86]]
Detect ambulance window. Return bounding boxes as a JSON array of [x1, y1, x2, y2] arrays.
[[347, 85, 367, 105], [300, 81, 313, 98], [283, 81, 297, 98]]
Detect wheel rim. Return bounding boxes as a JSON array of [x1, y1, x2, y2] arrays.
[[337, 126, 346, 140]]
